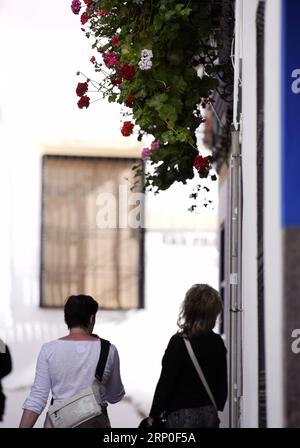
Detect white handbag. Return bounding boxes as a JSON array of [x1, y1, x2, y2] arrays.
[[48, 386, 102, 428]]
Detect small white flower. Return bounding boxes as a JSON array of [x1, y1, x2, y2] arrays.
[[138, 59, 152, 70], [138, 49, 153, 71], [141, 49, 153, 60], [197, 65, 204, 79], [196, 64, 206, 79]]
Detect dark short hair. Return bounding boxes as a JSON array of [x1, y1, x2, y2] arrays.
[[64, 295, 99, 329], [177, 284, 222, 337]]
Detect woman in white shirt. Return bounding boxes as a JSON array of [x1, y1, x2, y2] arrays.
[[19, 295, 125, 428]]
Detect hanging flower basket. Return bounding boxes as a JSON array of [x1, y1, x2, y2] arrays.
[[72, 0, 230, 193]]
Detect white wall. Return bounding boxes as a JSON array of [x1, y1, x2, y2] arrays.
[[217, 0, 261, 428], [239, 0, 284, 428], [240, 0, 259, 428], [217, 169, 230, 428], [264, 0, 283, 427], [0, 0, 219, 427]]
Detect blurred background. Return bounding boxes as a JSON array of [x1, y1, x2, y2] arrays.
[[2, 0, 300, 429], [0, 0, 218, 428]]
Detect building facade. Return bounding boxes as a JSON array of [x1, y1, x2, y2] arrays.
[[215, 0, 300, 428]]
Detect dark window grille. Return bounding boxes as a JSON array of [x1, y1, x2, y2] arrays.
[[256, 0, 267, 428], [219, 223, 225, 335], [40, 155, 144, 309]]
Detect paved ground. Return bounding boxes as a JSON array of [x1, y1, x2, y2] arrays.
[[0, 387, 229, 429], [0, 387, 143, 428]]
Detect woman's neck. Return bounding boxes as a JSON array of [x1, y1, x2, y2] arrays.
[[69, 327, 90, 335], [59, 327, 97, 341]]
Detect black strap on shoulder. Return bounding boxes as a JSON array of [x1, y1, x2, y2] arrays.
[[95, 338, 111, 382]]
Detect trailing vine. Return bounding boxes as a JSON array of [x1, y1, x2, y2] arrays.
[[72, 0, 231, 194]]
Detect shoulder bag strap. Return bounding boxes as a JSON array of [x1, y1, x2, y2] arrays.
[[95, 338, 111, 382], [183, 338, 218, 411]]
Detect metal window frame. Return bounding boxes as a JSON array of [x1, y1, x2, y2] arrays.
[[39, 154, 145, 310]]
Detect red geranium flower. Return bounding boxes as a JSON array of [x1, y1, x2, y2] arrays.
[[83, 0, 92, 4], [111, 74, 122, 86], [76, 82, 89, 97], [77, 95, 90, 109], [119, 63, 136, 80], [80, 12, 89, 25], [111, 36, 121, 47], [125, 94, 135, 108], [121, 121, 134, 136], [97, 9, 106, 16], [193, 155, 210, 172], [90, 56, 96, 64]]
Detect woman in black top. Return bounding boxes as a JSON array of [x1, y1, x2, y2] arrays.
[[148, 284, 227, 428], [0, 340, 12, 422]]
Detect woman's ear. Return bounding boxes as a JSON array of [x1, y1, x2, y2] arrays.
[[89, 314, 96, 326]]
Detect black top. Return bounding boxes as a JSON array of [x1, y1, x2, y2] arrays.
[[0, 344, 12, 385], [149, 332, 227, 417]]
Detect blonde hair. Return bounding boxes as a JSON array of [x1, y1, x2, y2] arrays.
[[177, 284, 222, 337]]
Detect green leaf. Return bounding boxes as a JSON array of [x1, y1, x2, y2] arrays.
[[158, 104, 178, 123], [176, 130, 190, 142], [161, 130, 177, 144], [101, 42, 112, 52], [108, 93, 117, 103], [147, 93, 169, 111], [153, 15, 163, 32]]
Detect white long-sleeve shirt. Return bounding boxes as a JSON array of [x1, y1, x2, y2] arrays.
[[22, 339, 125, 415]]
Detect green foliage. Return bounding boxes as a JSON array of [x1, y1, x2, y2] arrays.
[[75, 0, 227, 192]]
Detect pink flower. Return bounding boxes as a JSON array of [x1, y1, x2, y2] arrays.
[[71, 0, 81, 15], [141, 148, 151, 159], [97, 9, 106, 16], [151, 140, 160, 150], [77, 95, 90, 109], [102, 51, 119, 68], [90, 56, 96, 64]]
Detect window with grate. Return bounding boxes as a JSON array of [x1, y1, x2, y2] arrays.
[[40, 155, 144, 309]]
